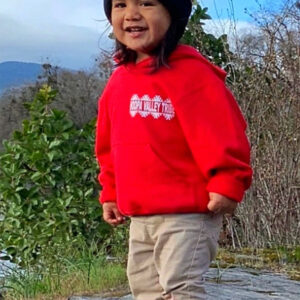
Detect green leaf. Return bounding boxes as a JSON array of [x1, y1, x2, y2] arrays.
[[84, 188, 93, 197], [65, 196, 73, 207], [47, 152, 55, 162], [31, 172, 43, 181], [68, 208, 78, 214], [46, 175, 56, 186], [49, 139, 61, 149]]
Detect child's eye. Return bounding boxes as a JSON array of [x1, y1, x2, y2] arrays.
[[113, 2, 126, 8], [140, 1, 154, 7]]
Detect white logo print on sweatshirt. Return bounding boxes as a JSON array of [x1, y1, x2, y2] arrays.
[[129, 94, 175, 120]]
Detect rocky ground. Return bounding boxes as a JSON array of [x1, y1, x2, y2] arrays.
[[69, 267, 300, 300]]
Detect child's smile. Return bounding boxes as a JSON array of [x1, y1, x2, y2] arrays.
[[124, 25, 147, 38], [111, 0, 171, 62]]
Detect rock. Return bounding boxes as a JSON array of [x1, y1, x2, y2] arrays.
[[205, 267, 300, 299], [69, 267, 300, 300]]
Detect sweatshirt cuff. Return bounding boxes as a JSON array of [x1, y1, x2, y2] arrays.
[[206, 174, 245, 202], [99, 188, 117, 204]]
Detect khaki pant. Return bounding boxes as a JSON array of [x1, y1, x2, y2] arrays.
[[127, 213, 222, 300]]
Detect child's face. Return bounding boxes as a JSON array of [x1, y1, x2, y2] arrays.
[[111, 0, 171, 62]]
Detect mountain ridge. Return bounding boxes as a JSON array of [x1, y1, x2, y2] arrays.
[[0, 61, 43, 95]]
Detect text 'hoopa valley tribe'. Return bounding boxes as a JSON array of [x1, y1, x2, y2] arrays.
[[129, 94, 175, 120]]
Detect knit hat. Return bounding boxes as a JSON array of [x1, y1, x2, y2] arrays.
[[103, 0, 192, 28]]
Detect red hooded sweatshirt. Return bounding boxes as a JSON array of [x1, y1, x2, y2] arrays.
[[95, 45, 252, 216]]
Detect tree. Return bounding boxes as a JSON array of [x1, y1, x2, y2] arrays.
[[181, 2, 231, 67], [0, 86, 110, 266]]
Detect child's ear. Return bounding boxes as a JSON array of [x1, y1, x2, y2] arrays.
[[109, 31, 115, 40]]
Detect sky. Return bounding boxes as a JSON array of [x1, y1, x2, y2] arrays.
[[0, 0, 273, 70]]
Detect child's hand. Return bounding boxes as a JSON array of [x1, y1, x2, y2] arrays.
[[103, 202, 126, 226], [207, 192, 237, 215]]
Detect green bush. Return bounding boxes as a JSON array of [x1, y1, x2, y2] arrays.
[[0, 85, 111, 266], [181, 3, 231, 67]]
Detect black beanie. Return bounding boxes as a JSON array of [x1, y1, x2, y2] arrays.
[[103, 0, 192, 28]]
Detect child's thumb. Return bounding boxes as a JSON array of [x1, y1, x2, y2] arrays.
[[113, 207, 123, 221], [207, 200, 215, 211], [207, 197, 220, 213]]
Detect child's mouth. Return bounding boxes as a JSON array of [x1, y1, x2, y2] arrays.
[[125, 26, 147, 37]]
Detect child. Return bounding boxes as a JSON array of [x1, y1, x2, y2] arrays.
[[95, 0, 252, 299]]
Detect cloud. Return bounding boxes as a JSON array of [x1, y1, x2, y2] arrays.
[[0, 0, 261, 69], [203, 18, 259, 51], [0, 0, 106, 27], [0, 1, 112, 69], [204, 18, 258, 37], [0, 14, 111, 69]]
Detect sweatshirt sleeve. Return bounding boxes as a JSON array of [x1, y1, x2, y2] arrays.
[[173, 78, 252, 202], [95, 93, 117, 204]]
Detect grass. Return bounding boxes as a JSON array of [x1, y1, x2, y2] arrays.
[[1, 249, 128, 300]]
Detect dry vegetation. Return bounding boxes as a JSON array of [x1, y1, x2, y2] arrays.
[[225, 0, 300, 248]]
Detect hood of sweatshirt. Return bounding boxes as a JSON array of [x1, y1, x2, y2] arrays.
[[169, 45, 227, 81], [122, 44, 227, 81]]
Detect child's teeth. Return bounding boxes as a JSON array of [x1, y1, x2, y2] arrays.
[[130, 28, 142, 32]]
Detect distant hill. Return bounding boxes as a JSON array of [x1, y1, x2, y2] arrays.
[[0, 61, 43, 95]]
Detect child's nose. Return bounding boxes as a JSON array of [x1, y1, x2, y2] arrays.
[[125, 4, 141, 21]]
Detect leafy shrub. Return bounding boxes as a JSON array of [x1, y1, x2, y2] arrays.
[[181, 3, 230, 67], [0, 85, 111, 266]]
